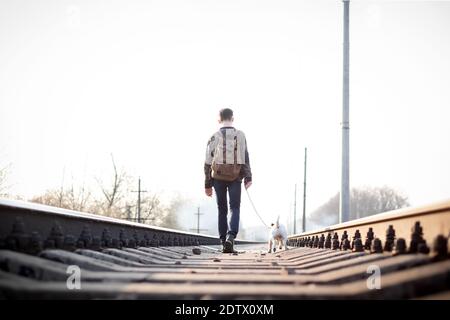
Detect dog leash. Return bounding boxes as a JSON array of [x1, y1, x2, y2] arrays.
[[245, 188, 270, 228]]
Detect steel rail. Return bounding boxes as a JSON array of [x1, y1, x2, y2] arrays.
[[0, 198, 260, 252], [288, 199, 450, 255]]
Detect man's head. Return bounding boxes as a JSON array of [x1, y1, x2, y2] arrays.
[[218, 108, 234, 124]]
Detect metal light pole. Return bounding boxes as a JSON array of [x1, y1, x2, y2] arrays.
[[340, 0, 351, 223], [293, 184, 297, 234], [302, 147, 307, 232]]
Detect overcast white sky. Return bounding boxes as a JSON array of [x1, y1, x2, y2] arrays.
[[1, 0, 449, 236]]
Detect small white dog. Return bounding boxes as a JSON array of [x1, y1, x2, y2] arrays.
[[268, 217, 288, 253]]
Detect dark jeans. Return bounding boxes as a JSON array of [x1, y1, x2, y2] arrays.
[[213, 178, 242, 241]]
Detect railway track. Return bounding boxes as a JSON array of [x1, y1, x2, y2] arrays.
[[0, 198, 449, 300]]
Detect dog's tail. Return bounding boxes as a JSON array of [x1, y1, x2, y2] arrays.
[[276, 215, 280, 228]]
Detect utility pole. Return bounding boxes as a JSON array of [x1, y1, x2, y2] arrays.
[[131, 177, 147, 224], [293, 183, 297, 234], [190, 207, 208, 234], [302, 147, 307, 233], [340, 0, 351, 223], [125, 205, 132, 221], [195, 206, 202, 234]]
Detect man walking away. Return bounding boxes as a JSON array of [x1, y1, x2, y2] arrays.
[[204, 108, 252, 253]]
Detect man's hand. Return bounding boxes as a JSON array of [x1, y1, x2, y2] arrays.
[[245, 181, 252, 190], [205, 188, 213, 197]]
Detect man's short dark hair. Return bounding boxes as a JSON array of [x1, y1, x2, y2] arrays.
[[219, 108, 233, 121]]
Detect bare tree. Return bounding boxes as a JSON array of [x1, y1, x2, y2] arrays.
[[140, 193, 162, 223], [124, 190, 183, 229], [350, 186, 409, 219], [28, 154, 185, 228], [310, 186, 409, 226], [30, 181, 92, 212], [30, 189, 66, 208], [66, 181, 91, 212], [96, 154, 129, 217]]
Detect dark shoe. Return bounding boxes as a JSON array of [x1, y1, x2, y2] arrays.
[[223, 235, 235, 253]]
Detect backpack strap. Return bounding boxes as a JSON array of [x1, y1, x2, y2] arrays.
[[221, 128, 227, 164], [220, 128, 238, 165], [234, 132, 238, 165]]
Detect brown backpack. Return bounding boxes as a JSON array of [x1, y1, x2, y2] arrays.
[[211, 129, 241, 181]]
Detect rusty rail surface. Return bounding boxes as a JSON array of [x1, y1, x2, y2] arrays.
[[0, 198, 449, 300]]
